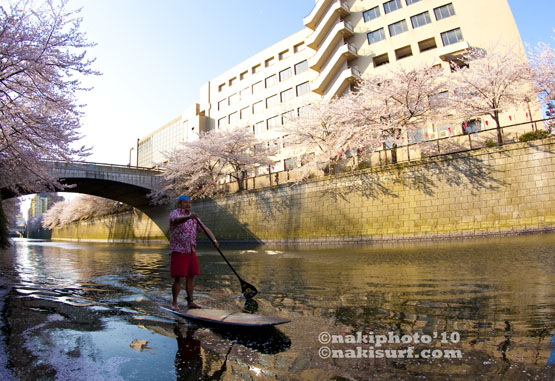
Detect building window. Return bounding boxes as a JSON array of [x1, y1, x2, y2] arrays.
[[418, 37, 437, 52], [410, 11, 431, 28], [282, 110, 296, 124], [252, 81, 263, 94], [441, 28, 463, 46], [265, 74, 277, 88], [218, 83, 225, 92], [298, 106, 310, 118], [229, 77, 236, 87], [218, 117, 228, 128], [284, 157, 297, 170], [240, 70, 249, 80], [373, 53, 389, 67], [279, 67, 292, 82], [228, 93, 238, 106], [280, 88, 294, 103], [240, 87, 250, 100], [363, 6, 380, 22], [253, 100, 263, 114], [367, 28, 386, 44], [395, 45, 413, 60], [279, 49, 290, 60], [266, 94, 278, 108], [406, 0, 421, 5], [267, 116, 280, 130], [408, 129, 425, 143], [296, 81, 310, 97], [265, 57, 275, 67], [229, 112, 239, 125], [462, 119, 481, 134], [240, 106, 250, 120], [254, 121, 265, 134], [434, 3, 455, 20], [388, 20, 408, 37], [383, 0, 402, 14], [294, 60, 308, 74], [218, 99, 226, 111], [294, 42, 305, 53], [252, 64, 261, 74]]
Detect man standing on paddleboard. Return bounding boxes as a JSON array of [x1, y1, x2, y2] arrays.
[[169, 194, 218, 310]]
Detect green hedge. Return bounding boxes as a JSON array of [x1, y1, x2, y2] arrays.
[[519, 130, 550, 142]]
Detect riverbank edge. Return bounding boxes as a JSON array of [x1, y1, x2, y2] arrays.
[[49, 227, 555, 248]]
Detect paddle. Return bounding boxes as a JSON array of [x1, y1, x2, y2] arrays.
[[195, 217, 258, 299]]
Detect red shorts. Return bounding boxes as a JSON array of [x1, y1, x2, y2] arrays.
[[170, 251, 200, 277]]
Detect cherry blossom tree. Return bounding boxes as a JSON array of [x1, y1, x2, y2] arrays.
[[149, 127, 272, 202], [528, 34, 555, 104], [281, 64, 446, 177], [0, 0, 98, 195], [0, 0, 97, 246], [42, 195, 131, 229], [446, 45, 533, 145]]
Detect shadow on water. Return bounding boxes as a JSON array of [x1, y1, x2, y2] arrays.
[[172, 324, 290, 381], [207, 325, 291, 355]]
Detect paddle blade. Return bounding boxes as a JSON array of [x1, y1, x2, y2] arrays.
[[242, 281, 258, 299]]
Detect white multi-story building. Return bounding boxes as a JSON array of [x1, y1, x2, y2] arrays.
[[137, 0, 538, 169]]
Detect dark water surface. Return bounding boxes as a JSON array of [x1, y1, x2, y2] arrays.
[[1, 235, 554, 380]]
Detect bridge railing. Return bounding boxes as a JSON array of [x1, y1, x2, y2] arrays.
[[48, 161, 163, 189]]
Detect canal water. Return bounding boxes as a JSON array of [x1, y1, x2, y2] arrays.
[[0, 234, 554, 380]]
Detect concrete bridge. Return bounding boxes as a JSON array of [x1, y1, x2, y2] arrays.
[[3, 161, 174, 237]]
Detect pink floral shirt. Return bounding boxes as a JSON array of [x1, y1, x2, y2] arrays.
[[169, 209, 201, 254]]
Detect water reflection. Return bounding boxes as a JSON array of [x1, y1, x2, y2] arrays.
[[174, 326, 203, 381], [0, 235, 554, 379]]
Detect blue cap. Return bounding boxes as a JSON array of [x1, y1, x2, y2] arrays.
[[177, 195, 191, 202]]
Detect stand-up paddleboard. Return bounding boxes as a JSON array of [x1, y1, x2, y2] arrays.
[[159, 304, 290, 327]]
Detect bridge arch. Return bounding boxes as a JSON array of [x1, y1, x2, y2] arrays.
[[2, 162, 173, 238]]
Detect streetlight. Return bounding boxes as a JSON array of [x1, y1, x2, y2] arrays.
[[136, 138, 140, 168], [129, 147, 134, 167]]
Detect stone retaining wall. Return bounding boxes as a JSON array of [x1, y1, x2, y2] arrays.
[[194, 137, 555, 245]]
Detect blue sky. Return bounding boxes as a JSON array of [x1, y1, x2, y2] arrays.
[[70, 0, 554, 165]]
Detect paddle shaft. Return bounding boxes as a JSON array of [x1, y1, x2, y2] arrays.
[[195, 217, 244, 281]]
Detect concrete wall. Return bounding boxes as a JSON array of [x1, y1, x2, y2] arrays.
[[194, 137, 555, 245], [51, 210, 166, 243]]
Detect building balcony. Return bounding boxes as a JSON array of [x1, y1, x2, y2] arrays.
[[305, 0, 331, 30], [312, 43, 358, 95], [309, 22, 354, 71], [438, 40, 470, 61], [324, 65, 361, 99], [305, 0, 350, 49]]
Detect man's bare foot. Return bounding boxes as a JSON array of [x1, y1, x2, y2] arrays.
[[187, 301, 203, 309], [171, 304, 181, 312]]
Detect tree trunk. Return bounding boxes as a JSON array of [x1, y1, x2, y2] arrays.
[[494, 110, 504, 146], [0, 198, 11, 249], [391, 144, 398, 164], [236, 171, 244, 191]]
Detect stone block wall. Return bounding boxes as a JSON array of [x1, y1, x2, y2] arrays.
[[194, 137, 555, 245]]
